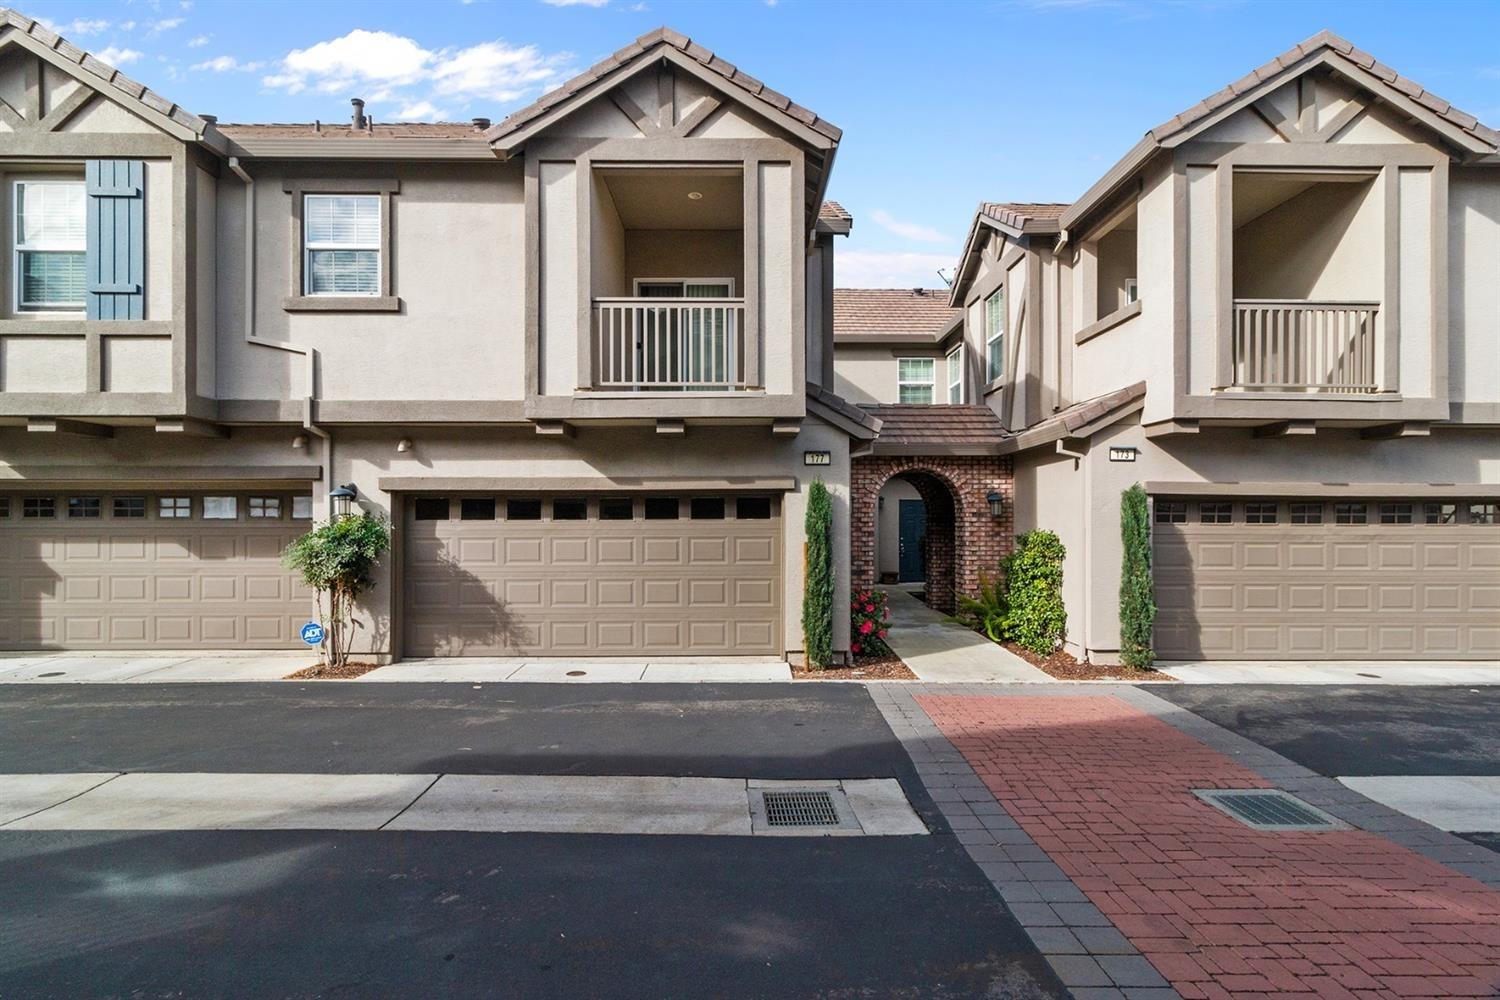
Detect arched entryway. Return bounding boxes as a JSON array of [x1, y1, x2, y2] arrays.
[[851, 455, 1013, 614]]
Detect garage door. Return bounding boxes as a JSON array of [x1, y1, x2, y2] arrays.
[[0, 490, 315, 650], [1153, 497, 1500, 660], [403, 494, 782, 656]]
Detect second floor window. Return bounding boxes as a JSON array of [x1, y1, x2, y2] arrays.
[[984, 289, 1004, 382], [14, 180, 86, 313], [304, 194, 380, 296], [897, 358, 936, 404], [946, 345, 963, 404]]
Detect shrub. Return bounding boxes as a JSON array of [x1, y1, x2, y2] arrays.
[[1000, 530, 1067, 655], [850, 587, 892, 657], [952, 572, 1007, 643], [802, 478, 834, 669], [283, 511, 391, 667], [1119, 483, 1156, 669]]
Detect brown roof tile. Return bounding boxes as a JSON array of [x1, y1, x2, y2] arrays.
[[833, 288, 960, 340], [978, 202, 1068, 233], [216, 122, 486, 139], [861, 405, 1009, 453]]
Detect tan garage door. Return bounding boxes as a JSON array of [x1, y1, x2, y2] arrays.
[[0, 491, 315, 650], [1153, 497, 1500, 660], [403, 494, 782, 656]]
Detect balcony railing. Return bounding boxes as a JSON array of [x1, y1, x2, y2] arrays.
[[1231, 299, 1379, 393], [592, 297, 750, 391]]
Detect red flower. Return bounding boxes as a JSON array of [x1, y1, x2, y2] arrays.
[[851, 642, 861, 654], [859, 620, 875, 635], [878, 630, 888, 638], [864, 604, 874, 613]]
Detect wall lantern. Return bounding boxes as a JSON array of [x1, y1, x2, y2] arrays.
[[986, 492, 1005, 519], [328, 484, 358, 518]]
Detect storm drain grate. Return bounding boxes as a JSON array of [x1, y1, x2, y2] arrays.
[[1194, 789, 1343, 831], [761, 789, 841, 827]]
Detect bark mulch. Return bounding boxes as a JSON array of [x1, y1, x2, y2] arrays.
[[1000, 641, 1174, 682], [792, 653, 917, 681], [285, 661, 383, 680]]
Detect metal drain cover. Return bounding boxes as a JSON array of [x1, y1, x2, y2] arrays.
[[1194, 789, 1344, 831], [748, 784, 863, 835]]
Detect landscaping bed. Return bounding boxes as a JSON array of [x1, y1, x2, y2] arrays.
[[793, 652, 917, 681], [286, 661, 383, 680], [1000, 641, 1173, 682]]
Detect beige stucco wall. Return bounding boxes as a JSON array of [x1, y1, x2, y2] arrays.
[[1450, 167, 1500, 405], [1232, 179, 1381, 301], [623, 230, 743, 292]]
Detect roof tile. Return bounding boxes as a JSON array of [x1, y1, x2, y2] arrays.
[[861, 405, 1010, 450], [833, 288, 960, 339]]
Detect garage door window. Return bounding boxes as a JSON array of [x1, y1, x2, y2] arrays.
[[112, 497, 146, 519], [552, 498, 587, 521], [506, 499, 542, 521], [248, 497, 282, 519], [460, 498, 496, 521], [690, 497, 725, 520], [1198, 502, 1231, 524], [292, 496, 314, 519], [23, 497, 55, 518], [1154, 500, 1187, 524], [413, 498, 449, 521], [159, 497, 191, 518], [1244, 502, 1278, 524], [1425, 503, 1458, 525], [1289, 502, 1323, 524], [736, 497, 772, 520], [644, 497, 680, 520], [67, 496, 101, 518], [1379, 503, 1413, 525], [1334, 503, 1367, 525], [599, 497, 633, 520], [1470, 503, 1498, 525], [0, 497, 9, 518], [203, 497, 238, 519]]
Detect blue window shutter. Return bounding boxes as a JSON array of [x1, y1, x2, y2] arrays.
[[85, 160, 145, 320]]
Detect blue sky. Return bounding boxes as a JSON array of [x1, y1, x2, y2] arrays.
[[23, 0, 1500, 287]]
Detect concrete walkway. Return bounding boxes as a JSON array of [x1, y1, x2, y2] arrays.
[[881, 588, 1053, 683], [0, 652, 306, 684], [1162, 660, 1500, 685]]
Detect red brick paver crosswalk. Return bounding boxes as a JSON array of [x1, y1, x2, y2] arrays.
[[916, 694, 1500, 999]]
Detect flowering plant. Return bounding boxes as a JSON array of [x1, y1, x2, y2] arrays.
[[849, 587, 892, 657]]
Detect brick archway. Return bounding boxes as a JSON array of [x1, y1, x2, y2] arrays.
[[851, 455, 1013, 613]]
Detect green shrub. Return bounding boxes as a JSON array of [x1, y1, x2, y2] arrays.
[[1118, 483, 1156, 669], [1000, 530, 1067, 655], [802, 478, 834, 668], [952, 572, 1007, 643], [283, 511, 391, 667]]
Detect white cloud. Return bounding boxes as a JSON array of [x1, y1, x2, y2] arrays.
[[192, 55, 264, 73], [263, 29, 573, 111], [392, 100, 447, 121], [149, 16, 185, 35], [835, 250, 956, 289], [870, 209, 951, 245], [187, 34, 210, 47], [97, 46, 143, 67], [118, 20, 137, 31], [542, 0, 610, 6], [38, 17, 110, 37]]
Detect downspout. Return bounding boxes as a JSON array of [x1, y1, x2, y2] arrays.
[[228, 156, 331, 498]]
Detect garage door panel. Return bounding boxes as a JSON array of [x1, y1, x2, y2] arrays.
[[64, 577, 103, 602], [201, 576, 239, 602], [405, 498, 781, 656], [1154, 500, 1500, 660]]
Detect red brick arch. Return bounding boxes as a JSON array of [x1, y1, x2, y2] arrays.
[[851, 455, 1014, 613]]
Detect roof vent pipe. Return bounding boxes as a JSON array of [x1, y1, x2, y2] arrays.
[[351, 98, 366, 130], [200, 113, 217, 125], [472, 116, 491, 131]]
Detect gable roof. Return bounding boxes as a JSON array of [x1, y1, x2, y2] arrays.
[[948, 201, 1068, 305], [1062, 29, 1500, 231], [1001, 382, 1147, 454], [860, 404, 1009, 456], [0, 8, 220, 148], [485, 27, 841, 152], [833, 288, 961, 344], [817, 201, 853, 235]]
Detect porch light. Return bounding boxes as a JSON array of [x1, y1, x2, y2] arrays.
[[328, 484, 358, 518], [986, 492, 1005, 519]]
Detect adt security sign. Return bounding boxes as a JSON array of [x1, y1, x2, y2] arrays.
[[300, 622, 326, 646]]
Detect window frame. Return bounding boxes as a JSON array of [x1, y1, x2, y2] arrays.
[[1124, 278, 1139, 305], [283, 179, 399, 312], [984, 288, 1005, 383], [201, 496, 239, 520], [896, 356, 937, 405], [159, 496, 192, 519], [13, 178, 87, 315], [946, 344, 963, 404]]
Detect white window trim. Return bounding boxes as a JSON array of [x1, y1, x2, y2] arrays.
[[946, 345, 963, 404], [897, 356, 937, 405], [630, 277, 737, 297], [984, 289, 1005, 382], [13, 178, 87, 315], [1124, 278, 1139, 304], [302, 193, 382, 297]]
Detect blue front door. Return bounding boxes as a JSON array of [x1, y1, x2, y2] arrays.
[[898, 499, 926, 583]]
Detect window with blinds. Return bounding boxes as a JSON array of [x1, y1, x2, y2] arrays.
[[304, 194, 381, 296], [984, 288, 1005, 382], [897, 357, 936, 404], [14, 180, 87, 312]]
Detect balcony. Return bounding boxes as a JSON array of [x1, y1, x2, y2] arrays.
[[591, 297, 750, 391], [1231, 299, 1379, 393]]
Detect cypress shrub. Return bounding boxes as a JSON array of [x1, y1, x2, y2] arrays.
[[1000, 530, 1067, 655], [1118, 483, 1156, 669], [802, 478, 834, 668]]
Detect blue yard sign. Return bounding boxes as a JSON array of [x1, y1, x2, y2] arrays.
[[300, 622, 326, 646]]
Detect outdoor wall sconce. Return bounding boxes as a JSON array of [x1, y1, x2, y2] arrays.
[[396, 438, 413, 453], [328, 484, 358, 518], [986, 492, 1005, 518]]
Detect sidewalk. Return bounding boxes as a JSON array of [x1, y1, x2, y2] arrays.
[[882, 588, 1053, 683], [1163, 660, 1500, 685]]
